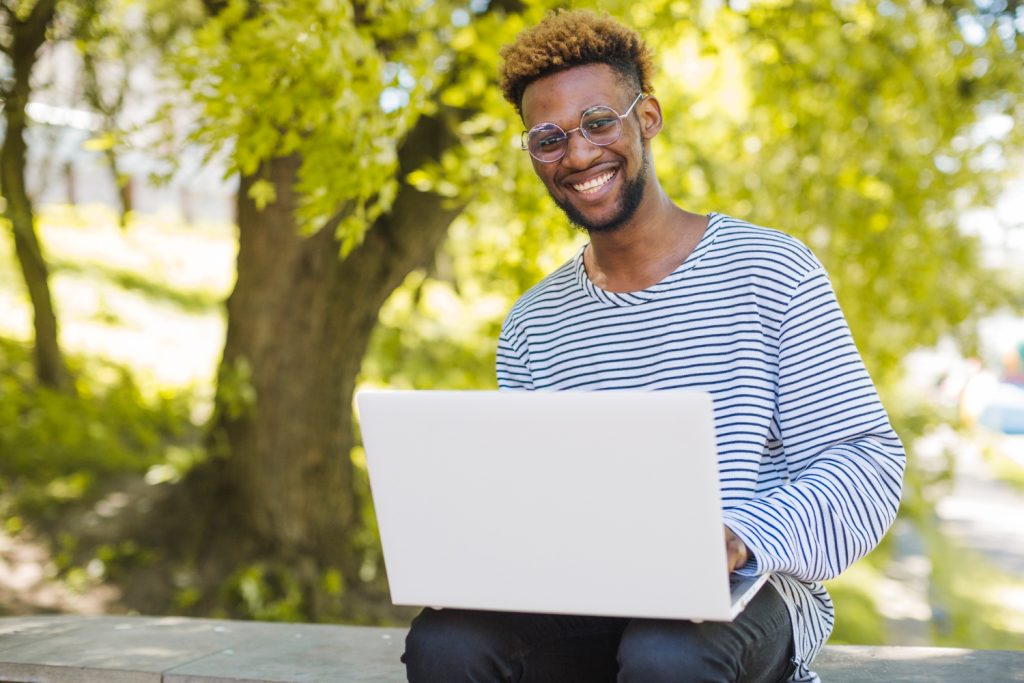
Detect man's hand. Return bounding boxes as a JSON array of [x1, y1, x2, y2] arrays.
[[724, 526, 749, 572]]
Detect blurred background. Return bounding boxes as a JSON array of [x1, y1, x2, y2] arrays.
[[1, 0, 1022, 650]]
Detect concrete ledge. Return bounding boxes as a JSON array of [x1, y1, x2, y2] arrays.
[[812, 644, 1024, 682], [0, 616, 404, 683], [0, 615, 1021, 682]]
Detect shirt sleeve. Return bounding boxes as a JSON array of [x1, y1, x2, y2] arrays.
[[721, 266, 906, 582], [496, 314, 535, 390]]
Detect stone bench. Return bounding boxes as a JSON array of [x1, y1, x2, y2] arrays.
[[0, 615, 1021, 682]]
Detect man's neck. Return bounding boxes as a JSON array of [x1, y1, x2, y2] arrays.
[[584, 187, 708, 293]]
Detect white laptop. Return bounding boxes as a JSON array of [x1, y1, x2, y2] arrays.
[[355, 390, 769, 622]]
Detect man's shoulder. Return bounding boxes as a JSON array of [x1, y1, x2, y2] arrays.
[[708, 213, 821, 275], [504, 253, 581, 324]]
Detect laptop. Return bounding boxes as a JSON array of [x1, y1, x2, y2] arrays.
[[355, 390, 769, 622]]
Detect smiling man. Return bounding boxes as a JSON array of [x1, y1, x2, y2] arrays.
[[402, 10, 905, 683]]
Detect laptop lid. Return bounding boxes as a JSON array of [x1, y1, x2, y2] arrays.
[[356, 390, 765, 622]]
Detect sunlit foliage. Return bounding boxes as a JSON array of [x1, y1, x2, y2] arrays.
[[363, 0, 1024, 392], [3, 0, 1023, 640]]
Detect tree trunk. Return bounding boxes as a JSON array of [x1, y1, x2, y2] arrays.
[[77, 13, 133, 228], [171, 111, 464, 619], [103, 148, 132, 228], [0, 0, 70, 391]]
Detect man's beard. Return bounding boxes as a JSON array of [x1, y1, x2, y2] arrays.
[[550, 146, 648, 234]]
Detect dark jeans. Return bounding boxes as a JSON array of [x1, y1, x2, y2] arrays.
[[403, 583, 795, 683]]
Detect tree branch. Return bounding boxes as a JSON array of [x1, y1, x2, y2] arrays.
[[20, 0, 58, 53]]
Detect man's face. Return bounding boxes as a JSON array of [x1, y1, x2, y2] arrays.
[[520, 63, 653, 234]]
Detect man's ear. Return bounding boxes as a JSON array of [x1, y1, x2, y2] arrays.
[[637, 95, 663, 140]]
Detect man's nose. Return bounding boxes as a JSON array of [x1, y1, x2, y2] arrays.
[[560, 130, 601, 169]]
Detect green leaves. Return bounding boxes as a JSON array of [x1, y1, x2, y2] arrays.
[[245, 178, 276, 210], [0, 338, 197, 518], [160, 0, 1023, 393], [168, 0, 456, 248], [215, 355, 256, 421], [644, 0, 1023, 387]]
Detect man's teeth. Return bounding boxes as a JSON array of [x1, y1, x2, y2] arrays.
[[572, 171, 615, 193]]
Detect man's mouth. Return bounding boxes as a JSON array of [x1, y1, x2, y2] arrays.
[[571, 170, 616, 194]]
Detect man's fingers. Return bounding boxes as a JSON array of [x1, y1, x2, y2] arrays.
[[724, 526, 749, 571]]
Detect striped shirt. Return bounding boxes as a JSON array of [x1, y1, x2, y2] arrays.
[[496, 213, 905, 682]]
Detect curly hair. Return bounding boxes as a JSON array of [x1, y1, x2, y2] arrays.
[[499, 9, 655, 116]]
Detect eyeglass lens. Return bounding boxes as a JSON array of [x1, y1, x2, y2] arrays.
[[526, 106, 623, 162]]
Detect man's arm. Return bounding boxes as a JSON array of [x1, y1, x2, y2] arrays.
[[721, 267, 906, 582], [496, 315, 535, 390]]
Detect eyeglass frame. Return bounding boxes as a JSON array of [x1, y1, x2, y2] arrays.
[[520, 92, 647, 163]]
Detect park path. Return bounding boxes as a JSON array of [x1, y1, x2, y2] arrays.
[[935, 435, 1024, 576], [882, 433, 1024, 645]]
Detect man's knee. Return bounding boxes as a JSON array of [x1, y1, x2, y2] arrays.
[[617, 620, 737, 683], [403, 608, 514, 683]]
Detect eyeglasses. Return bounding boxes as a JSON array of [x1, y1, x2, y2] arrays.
[[521, 93, 646, 163]]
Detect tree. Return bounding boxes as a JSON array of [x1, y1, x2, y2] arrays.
[[0, 0, 70, 391], [74, 0, 140, 227], [656, 0, 1024, 385], [143, 0, 1023, 620], [142, 0, 531, 619]]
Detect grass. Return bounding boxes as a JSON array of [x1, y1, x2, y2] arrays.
[[983, 438, 1024, 494], [826, 560, 890, 645], [49, 257, 224, 314], [823, 514, 1024, 650], [0, 205, 233, 397], [922, 518, 1024, 649]]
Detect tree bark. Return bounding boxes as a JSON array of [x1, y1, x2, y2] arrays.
[[146, 0, 529, 619], [0, 0, 70, 391], [104, 148, 132, 227], [173, 110, 464, 618], [80, 37, 133, 227]]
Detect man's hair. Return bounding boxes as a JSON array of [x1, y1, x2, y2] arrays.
[[499, 10, 655, 116]]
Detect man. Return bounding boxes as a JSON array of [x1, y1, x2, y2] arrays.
[[403, 10, 905, 683]]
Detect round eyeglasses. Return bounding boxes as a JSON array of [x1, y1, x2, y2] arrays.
[[521, 93, 646, 163]]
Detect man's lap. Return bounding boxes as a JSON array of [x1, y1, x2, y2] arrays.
[[403, 583, 794, 683]]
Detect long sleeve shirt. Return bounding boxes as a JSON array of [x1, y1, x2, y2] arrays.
[[495, 213, 906, 682]]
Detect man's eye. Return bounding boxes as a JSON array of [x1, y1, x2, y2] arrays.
[[537, 136, 564, 148], [585, 118, 617, 131]]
